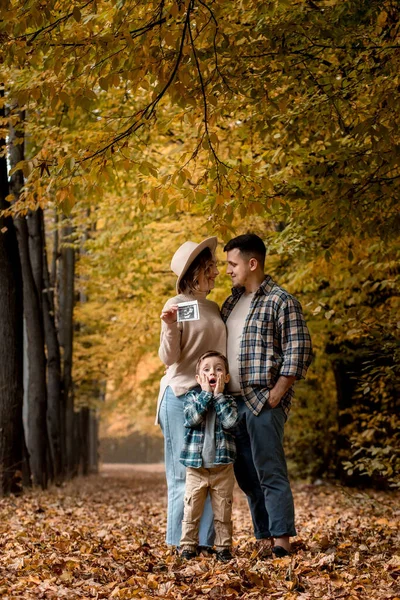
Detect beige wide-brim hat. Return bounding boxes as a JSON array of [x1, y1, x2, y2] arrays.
[[171, 236, 218, 293]]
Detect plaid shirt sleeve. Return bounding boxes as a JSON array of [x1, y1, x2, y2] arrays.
[[213, 393, 238, 430], [183, 390, 213, 428], [278, 296, 313, 379]]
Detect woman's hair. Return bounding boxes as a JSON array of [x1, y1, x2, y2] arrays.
[[178, 247, 214, 294]]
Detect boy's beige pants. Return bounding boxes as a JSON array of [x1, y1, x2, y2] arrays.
[[180, 463, 235, 551]]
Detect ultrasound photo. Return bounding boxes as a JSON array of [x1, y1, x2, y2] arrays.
[[177, 300, 200, 322]]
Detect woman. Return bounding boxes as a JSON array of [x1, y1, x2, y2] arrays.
[[156, 237, 226, 550]]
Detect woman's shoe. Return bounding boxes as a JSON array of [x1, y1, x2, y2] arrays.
[[216, 548, 233, 562]]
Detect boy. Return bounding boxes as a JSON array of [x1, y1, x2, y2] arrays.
[[179, 351, 238, 562]]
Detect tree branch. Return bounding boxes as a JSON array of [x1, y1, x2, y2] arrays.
[[26, 1, 94, 43], [187, 0, 229, 183], [81, 2, 192, 161]]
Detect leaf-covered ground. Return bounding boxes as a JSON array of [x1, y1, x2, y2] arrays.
[[0, 464, 399, 600]]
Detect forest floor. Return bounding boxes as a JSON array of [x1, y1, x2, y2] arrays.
[[0, 464, 399, 600]]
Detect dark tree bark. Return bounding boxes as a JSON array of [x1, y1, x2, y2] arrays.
[[22, 318, 32, 488], [26, 207, 57, 481], [79, 407, 90, 476], [0, 98, 24, 496], [9, 109, 48, 489], [76, 217, 99, 475], [89, 409, 99, 474], [77, 407, 98, 475], [50, 210, 67, 473], [58, 220, 76, 477], [27, 210, 43, 311], [41, 209, 63, 481], [50, 208, 59, 292], [326, 339, 371, 483]]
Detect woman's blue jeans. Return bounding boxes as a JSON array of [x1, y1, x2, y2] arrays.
[[159, 386, 215, 547]]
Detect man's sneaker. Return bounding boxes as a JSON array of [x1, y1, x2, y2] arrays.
[[216, 548, 233, 562], [272, 545, 291, 557], [180, 548, 197, 560]]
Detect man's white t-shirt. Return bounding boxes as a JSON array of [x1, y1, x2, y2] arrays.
[[226, 292, 255, 393]]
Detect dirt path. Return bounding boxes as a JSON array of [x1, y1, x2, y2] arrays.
[[101, 463, 166, 475], [0, 465, 398, 599]]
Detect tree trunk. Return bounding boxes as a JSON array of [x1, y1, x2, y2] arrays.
[[58, 220, 76, 477], [0, 99, 24, 496], [26, 206, 57, 482], [79, 408, 99, 475], [50, 210, 67, 473], [79, 408, 90, 476], [89, 410, 99, 474], [41, 209, 63, 481], [9, 109, 48, 489], [76, 217, 99, 475], [326, 340, 371, 483], [27, 210, 43, 311], [22, 318, 32, 488], [50, 208, 59, 292]]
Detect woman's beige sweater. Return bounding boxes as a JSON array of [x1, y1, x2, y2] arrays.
[[155, 292, 226, 423]]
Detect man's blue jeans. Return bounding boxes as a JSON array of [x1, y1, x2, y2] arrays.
[[159, 386, 215, 547], [233, 396, 296, 539]]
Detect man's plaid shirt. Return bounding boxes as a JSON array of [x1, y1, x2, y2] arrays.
[[180, 389, 238, 468], [221, 275, 312, 417]]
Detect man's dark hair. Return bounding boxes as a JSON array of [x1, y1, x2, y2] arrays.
[[223, 233, 266, 268], [196, 351, 229, 375]]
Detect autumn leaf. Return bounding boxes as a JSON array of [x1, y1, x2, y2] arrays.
[[1, 464, 398, 600]]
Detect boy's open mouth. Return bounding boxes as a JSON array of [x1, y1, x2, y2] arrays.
[[209, 377, 216, 385]]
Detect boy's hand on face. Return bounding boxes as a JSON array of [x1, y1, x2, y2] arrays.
[[199, 373, 212, 394], [214, 372, 225, 395]]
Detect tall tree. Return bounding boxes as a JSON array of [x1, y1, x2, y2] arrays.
[[9, 109, 48, 488], [58, 219, 76, 476], [1, 0, 399, 487], [41, 209, 64, 481], [0, 97, 24, 496]]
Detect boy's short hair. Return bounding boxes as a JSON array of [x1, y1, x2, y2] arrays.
[[196, 351, 229, 374]]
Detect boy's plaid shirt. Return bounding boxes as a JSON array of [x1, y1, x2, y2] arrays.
[[221, 275, 313, 417], [180, 389, 238, 468]]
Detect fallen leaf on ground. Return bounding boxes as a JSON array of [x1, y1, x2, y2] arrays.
[[0, 465, 398, 599]]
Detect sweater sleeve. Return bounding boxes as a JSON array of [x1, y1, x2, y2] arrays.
[[158, 322, 182, 366], [158, 298, 182, 366]]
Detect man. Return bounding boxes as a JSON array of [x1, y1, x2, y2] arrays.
[[221, 234, 312, 557]]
